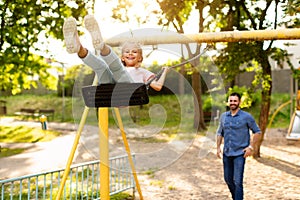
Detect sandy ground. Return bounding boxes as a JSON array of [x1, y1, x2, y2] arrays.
[[136, 128, 300, 200], [0, 118, 299, 200]]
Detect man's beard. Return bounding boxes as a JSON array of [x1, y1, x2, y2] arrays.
[[230, 104, 239, 111]]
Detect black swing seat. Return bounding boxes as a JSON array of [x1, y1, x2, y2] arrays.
[[82, 83, 149, 108]]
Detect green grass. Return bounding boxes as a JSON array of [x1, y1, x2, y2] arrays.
[[0, 125, 61, 143], [0, 147, 25, 158], [1, 92, 293, 128], [0, 124, 61, 158], [111, 193, 133, 200]]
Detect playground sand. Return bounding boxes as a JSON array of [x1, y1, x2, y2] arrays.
[[0, 119, 299, 200], [136, 128, 300, 200]]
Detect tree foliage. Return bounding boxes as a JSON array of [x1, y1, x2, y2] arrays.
[[0, 0, 89, 94], [109, 0, 213, 131], [209, 0, 300, 157], [156, 0, 195, 33], [107, 0, 299, 155], [281, 0, 300, 28]]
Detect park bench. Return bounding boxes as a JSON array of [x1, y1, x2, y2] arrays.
[[14, 108, 39, 119], [14, 108, 55, 121]]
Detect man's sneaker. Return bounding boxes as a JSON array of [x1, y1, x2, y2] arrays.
[[63, 17, 80, 54], [84, 15, 104, 51]]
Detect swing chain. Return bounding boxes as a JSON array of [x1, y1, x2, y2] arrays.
[[146, 44, 212, 88]]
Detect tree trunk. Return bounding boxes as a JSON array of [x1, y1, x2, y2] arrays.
[[192, 69, 206, 131], [253, 52, 272, 158], [179, 65, 185, 95]]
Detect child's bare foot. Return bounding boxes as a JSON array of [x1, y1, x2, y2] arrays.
[[63, 17, 81, 54]]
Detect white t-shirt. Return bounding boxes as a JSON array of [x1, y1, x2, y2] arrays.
[[126, 67, 154, 83]]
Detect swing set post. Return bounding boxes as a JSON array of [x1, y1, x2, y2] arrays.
[[98, 107, 110, 200], [114, 107, 144, 200]]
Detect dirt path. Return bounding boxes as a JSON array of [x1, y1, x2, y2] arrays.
[[134, 129, 300, 200], [0, 118, 299, 199]]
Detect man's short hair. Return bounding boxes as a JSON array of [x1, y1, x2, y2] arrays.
[[230, 92, 241, 100]]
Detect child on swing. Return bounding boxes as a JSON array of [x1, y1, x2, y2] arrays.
[[63, 15, 168, 91]]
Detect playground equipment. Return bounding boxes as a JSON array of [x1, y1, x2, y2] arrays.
[[268, 76, 300, 140], [55, 28, 300, 200], [39, 115, 47, 130], [105, 28, 300, 46], [267, 100, 291, 130], [297, 90, 300, 110], [286, 67, 300, 140], [55, 77, 146, 200], [286, 110, 300, 140], [286, 89, 300, 140]]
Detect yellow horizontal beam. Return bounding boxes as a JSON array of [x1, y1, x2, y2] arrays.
[[106, 28, 300, 46]]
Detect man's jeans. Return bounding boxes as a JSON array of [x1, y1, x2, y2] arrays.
[[223, 154, 246, 200]]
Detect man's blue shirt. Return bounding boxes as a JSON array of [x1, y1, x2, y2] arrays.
[[216, 109, 261, 156]]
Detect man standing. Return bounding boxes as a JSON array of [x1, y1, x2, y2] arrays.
[[216, 92, 261, 200]]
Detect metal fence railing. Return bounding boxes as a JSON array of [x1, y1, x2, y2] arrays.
[[0, 154, 135, 200]]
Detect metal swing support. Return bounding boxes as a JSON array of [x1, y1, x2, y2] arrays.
[[105, 28, 300, 46]]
